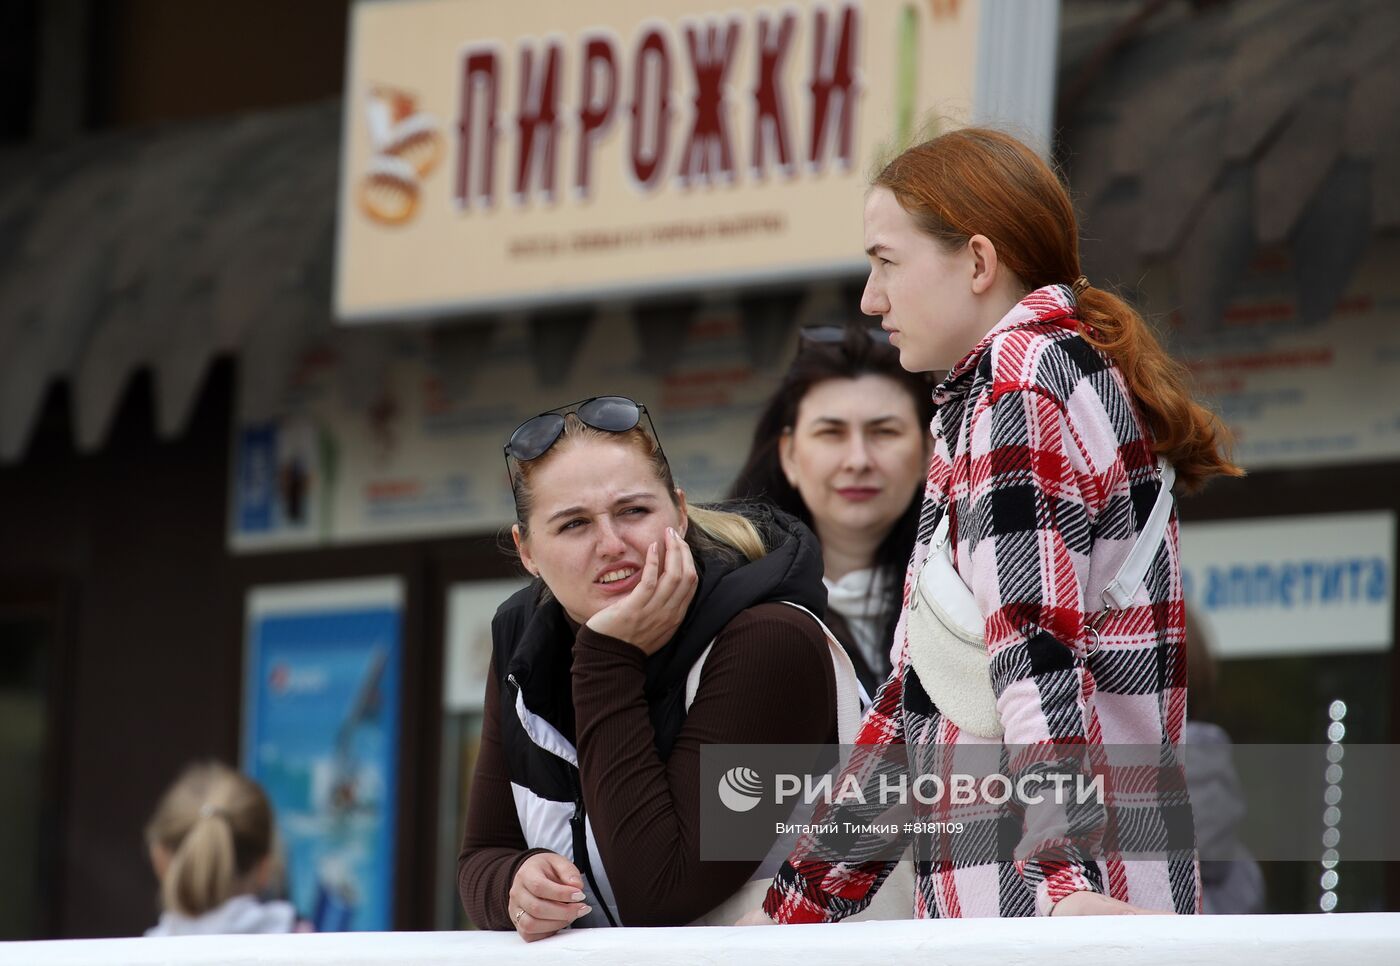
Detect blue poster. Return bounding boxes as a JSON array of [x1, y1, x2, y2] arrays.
[[242, 579, 404, 932]]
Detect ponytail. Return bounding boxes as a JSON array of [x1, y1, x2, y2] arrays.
[[1076, 285, 1243, 494], [163, 808, 240, 919], [146, 762, 277, 918]]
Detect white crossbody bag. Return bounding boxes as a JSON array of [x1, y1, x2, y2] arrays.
[[907, 458, 1177, 739]]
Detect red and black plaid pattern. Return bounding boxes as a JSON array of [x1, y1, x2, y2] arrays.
[[765, 285, 1200, 920]]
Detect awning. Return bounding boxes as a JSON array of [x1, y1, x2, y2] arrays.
[[1059, 0, 1400, 334], [0, 101, 342, 461], [0, 97, 817, 464]]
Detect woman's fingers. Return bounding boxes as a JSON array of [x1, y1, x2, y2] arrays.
[[518, 891, 589, 924], [654, 528, 696, 613], [535, 852, 586, 894], [651, 529, 684, 604], [515, 912, 563, 942], [640, 539, 661, 593], [509, 852, 591, 940]]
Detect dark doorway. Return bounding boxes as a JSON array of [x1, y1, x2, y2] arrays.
[[0, 580, 72, 939]]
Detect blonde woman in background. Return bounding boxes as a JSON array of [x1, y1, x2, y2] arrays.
[[145, 761, 299, 936]]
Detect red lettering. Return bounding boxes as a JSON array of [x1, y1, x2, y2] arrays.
[[752, 10, 796, 178], [575, 34, 620, 198], [514, 40, 563, 203], [455, 46, 500, 208], [677, 18, 741, 187], [808, 5, 860, 172], [628, 28, 673, 190]]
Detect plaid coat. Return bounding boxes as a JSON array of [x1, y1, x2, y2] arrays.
[[764, 285, 1200, 919]]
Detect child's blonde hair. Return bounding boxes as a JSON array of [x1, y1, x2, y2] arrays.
[[144, 761, 278, 918]]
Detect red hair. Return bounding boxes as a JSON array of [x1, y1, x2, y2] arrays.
[[872, 127, 1242, 494]]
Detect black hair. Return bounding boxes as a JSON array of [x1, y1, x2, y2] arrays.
[[727, 325, 935, 659]]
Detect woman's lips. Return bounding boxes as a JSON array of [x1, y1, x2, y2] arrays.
[[595, 566, 642, 594], [837, 487, 881, 502]]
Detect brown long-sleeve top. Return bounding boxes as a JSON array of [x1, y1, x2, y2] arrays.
[[456, 601, 837, 929]]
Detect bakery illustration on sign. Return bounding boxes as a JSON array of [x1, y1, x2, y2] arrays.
[[336, 1, 1048, 321], [359, 87, 445, 225]]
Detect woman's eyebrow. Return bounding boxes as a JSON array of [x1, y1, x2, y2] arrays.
[[544, 493, 657, 525], [865, 242, 890, 257], [545, 504, 588, 525]]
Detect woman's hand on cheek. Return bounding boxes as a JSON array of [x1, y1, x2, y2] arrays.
[[584, 527, 698, 655]]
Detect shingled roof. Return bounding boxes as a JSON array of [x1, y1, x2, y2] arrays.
[[1058, 0, 1400, 338], [0, 101, 341, 461]]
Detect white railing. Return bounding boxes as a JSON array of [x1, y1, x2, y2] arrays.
[[5, 914, 1399, 966]]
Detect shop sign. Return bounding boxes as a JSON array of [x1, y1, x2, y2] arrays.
[[1179, 512, 1395, 658], [336, 0, 1058, 320]]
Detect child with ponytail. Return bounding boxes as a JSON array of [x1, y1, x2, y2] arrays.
[[144, 761, 299, 936]]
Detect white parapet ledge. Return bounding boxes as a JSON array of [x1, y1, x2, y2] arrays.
[[5, 914, 1400, 966]]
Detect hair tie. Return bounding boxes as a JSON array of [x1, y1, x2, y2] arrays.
[[1071, 275, 1091, 298]]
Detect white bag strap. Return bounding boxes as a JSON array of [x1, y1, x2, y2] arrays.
[[683, 603, 865, 744], [1094, 457, 1176, 620], [931, 508, 951, 551], [929, 458, 1175, 638], [683, 641, 716, 711], [778, 602, 866, 744]]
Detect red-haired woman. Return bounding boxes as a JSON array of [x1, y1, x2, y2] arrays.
[[746, 127, 1241, 922]]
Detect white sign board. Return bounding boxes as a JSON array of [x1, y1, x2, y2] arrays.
[[1179, 512, 1395, 659], [336, 0, 1060, 320], [443, 578, 530, 712]]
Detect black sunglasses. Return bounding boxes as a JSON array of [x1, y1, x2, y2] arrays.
[[799, 324, 892, 346], [503, 395, 665, 496]]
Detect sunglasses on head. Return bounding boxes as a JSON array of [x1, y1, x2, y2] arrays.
[[799, 324, 892, 346], [504, 396, 665, 500]]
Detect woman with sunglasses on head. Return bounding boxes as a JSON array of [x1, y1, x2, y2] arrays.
[[740, 127, 1242, 925], [729, 325, 933, 698], [457, 396, 862, 940]]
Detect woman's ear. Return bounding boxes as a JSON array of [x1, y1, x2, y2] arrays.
[[778, 428, 799, 488], [512, 524, 538, 577], [674, 488, 689, 538], [967, 233, 1000, 296]]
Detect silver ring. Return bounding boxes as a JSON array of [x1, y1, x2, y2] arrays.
[[514, 907, 526, 927]]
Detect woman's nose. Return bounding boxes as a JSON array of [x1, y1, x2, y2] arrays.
[[595, 518, 627, 556], [842, 436, 872, 470], [860, 273, 888, 317]]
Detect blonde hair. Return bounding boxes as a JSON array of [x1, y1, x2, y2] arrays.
[[511, 415, 766, 563], [145, 761, 278, 918]]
